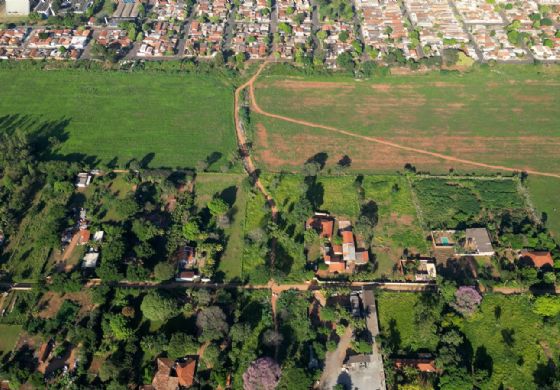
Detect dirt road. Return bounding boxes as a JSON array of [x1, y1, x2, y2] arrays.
[[247, 65, 560, 179], [319, 326, 353, 390]]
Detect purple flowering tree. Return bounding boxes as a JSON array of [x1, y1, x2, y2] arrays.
[[451, 286, 482, 316], [243, 357, 282, 390]]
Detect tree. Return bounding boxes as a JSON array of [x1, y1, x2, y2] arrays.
[[154, 262, 175, 281], [243, 357, 281, 390], [183, 220, 201, 241], [140, 291, 177, 322], [167, 332, 198, 358], [108, 314, 133, 340], [196, 306, 229, 341], [339, 30, 349, 42], [543, 272, 556, 285], [533, 295, 560, 317], [207, 198, 229, 217], [201, 343, 220, 368], [261, 329, 283, 347], [451, 286, 482, 316]]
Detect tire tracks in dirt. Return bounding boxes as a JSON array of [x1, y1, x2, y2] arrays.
[[247, 63, 560, 180]]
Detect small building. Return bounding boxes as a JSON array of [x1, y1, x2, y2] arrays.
[[461, 228, 494, 256], [394, 357, 437, 373], [518, 250, 554, 270], [93, 231, 104, 242], [82, 251, 99, 268], [176, 271, 200, 282], [78, 229, 91, 245], [5, 0, 30, 16], [349, 293, 361, 317], [151, 357, 197, 390], [345, 354, 372, 369], [399, 257, 437, 281], [306, 212, 334, 239], [75, 172, 92, 188]]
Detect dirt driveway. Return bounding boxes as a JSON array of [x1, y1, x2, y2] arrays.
[[319, 326, 353, 389]]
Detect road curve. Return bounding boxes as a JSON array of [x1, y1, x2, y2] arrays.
[[247, 64, 560, 179]]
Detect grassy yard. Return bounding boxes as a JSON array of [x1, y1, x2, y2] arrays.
[[527, 176, 560, 239], [0, 324, 22, 356], [363, 175, 428, 277], [462, 294, 560, 390], [376, 291, 439, 352], [254, 65, 560, 174], [0, 69, 236, 169], [195, 173, 247, 281]]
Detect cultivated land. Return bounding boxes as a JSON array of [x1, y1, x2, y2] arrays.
[[0, 69, 236, 169], [253, 65, 560, 174]]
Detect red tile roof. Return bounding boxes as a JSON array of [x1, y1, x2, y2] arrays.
[[341, 231, 354, 245], [328, 261, 345, 273], [394, 358, 437, 373], [176, 358, 196, 387], [78, 229, 90, 244], [520, 251, 554, 268]]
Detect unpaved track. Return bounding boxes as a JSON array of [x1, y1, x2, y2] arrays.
[[247, 64, 560, 179], [234, 62, 279, 216]]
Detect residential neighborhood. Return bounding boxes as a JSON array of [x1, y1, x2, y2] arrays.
[[1, 0, 560, 387], [0, 0, 558, 63]]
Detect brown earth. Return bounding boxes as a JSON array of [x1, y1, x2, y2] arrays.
[[37, 291, 95, 319]]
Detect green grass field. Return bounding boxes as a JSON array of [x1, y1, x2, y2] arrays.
[[376, 291, 439, 352], [0, 324, 22, 356], [0, 69, 236, 169], [254, 65, 560, 174], [527, 176, 560, 239], [462, 294, 560, 390]]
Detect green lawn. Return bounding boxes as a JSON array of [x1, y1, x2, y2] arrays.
[[462, 294, 560, 390], [0, 324, 22, 356], [376, 291, 439, 352], [254, 65, 560, 174], [527, 176, 560, 239], [0, 69, 236, 169]]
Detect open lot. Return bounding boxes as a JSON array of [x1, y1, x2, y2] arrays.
[[0, 324, 22, 357], [462, 294, 560, 390], [253, 66, 560, 174], [528, 176, 560, 239], [376, 291, 439, 353], [0, 69, 236, 169], [411, 177, 527, 229]]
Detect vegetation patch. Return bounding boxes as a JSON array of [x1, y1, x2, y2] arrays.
[[462, 294, 560, 390], [0, 70, 236, 169]]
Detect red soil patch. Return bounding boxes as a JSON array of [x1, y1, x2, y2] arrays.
[[37, 291, 95, 319], [269, 79, 355, 91]]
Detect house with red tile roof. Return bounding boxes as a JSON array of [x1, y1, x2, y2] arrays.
[[151, 357, 198, 389], [518, 250, 554, 269], [394, 357, 437, 373], [309, 213, 369, 274]]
